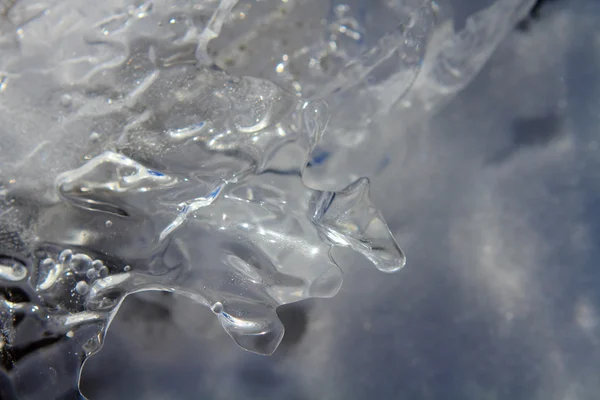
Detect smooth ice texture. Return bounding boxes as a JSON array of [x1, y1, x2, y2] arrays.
[[0, 0, 535, 398]]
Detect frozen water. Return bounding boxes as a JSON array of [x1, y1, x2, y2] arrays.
[[0, 0, 536, 398], [301, 0, 538, 189]]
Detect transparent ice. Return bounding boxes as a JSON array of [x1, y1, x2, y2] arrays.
[[0, 0, 535, 398]]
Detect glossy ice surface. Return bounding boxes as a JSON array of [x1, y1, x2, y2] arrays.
[[0, 0, 552, 399]]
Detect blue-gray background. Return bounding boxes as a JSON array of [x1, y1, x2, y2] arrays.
[[81, 1, 600, 399]]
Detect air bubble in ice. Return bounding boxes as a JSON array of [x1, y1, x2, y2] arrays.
[[75, 281, 89, 296], [89, 132, 101, 142], [68, 254, 93, 275], [41, 258, 55, 268], [60, 94, 72, 108], [37, 258, 63, 291], [86, 268, 98, 280], [58, 249, 73, 263], [211, 302, 224, 314], [0, 259, 27, 282], [98, 266, 109, 278]]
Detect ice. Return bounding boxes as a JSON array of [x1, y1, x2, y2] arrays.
[[0, 258, 26, 282], [48, 149, 400, 354], [312, 177, 405, 273], [301, 0, 538, 189], [397, 0, 537, 116], [0, 0, 537, 398], [196, 0, 238, 64]]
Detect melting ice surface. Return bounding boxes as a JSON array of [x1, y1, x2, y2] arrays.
[[0, 0, 535, 398]]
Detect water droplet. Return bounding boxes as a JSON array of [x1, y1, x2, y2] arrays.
[[105, 220, 113, 228], [68, 254, 93, 275], [123, 265, 131, 272], [75, 281, 89, 295], [66, 331, 74, 338], [211, 302, 223, 314]]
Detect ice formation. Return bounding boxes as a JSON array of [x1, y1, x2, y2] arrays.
[[0, 0, 536, 398]]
